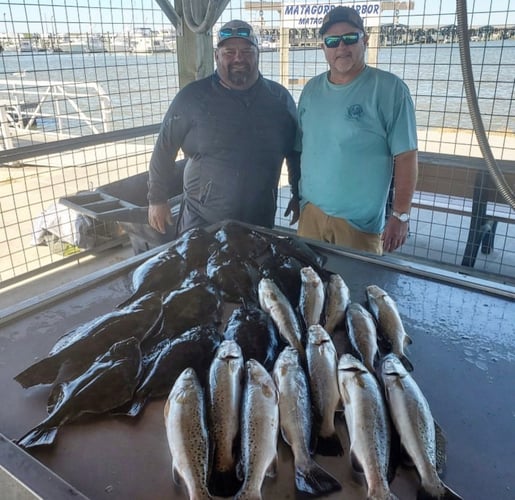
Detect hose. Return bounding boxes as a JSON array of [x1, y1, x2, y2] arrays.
[[456, 0, 515, 209]]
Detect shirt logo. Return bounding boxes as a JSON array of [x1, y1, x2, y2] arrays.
[[347, 104, 363, 120]]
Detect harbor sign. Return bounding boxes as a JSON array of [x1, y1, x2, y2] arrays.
[[282, 1, 381, 29]]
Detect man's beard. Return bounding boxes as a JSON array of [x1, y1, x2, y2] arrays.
[[227, 64, 252, 86]]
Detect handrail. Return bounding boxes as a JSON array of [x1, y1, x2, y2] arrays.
[[0, 78, 113, 151], [0, 124, 160, 164]]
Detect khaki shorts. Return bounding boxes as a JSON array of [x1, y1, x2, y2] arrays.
[[298, 202, 383, 255]]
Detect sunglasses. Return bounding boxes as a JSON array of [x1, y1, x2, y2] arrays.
[[219, 27, 253, 39], [324, 32, 364, 48]]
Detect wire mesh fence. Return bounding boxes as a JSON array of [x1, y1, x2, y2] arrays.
[[0, 0, 514, 287]]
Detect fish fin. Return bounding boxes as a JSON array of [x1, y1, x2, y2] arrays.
[[14, 357, 60, 388], [434, 420, 448, 475], [315, 432, 344, 456], [265, 453, 278, 478], [209, 469, 242, 497], [400, 354, 414, 372], [294, 460, 342, 495], [349, 449, 364, 475], [417, 482, 463, 500], [16, 425, 59, 449], [116, 292, 141, 310], [122, 397, 147, 417]]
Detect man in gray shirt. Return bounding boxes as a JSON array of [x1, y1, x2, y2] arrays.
[[148, 20, 300, 235]]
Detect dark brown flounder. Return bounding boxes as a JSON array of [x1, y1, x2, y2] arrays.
[[16, 337, 142, 449], [116, 247, 187, 309], [214, 220, 271, 259], [173, 226, 218, 271], [223, 304, 284, 372], [269, 234, 328, 278], [207, 248, 260, 304], [122, 325, 223, 416], [160, 271, 223, 338], [14, 292, 163, 388]]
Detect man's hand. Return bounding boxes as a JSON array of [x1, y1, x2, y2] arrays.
[[382, 216, 409, 252], [284, 196, 300, 225], [148, 203, 173, 234]]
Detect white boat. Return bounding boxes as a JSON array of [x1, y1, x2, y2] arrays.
[[17, 40, 35, 53], [130, 37, 170, 54], [57, 34, 105, 53], [129, 27, 171, 54]]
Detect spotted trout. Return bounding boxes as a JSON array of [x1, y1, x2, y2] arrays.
[[299, 266, 325, 328], [323, 273, 351, 334], [306, 325, 343, 456], [345, 302, 380, 373], [164, 367, 213, 500], [208, 340, 244, 497], [258, 278, 304, 356], [380, 354, 462, 500], [273, 346, 341, 496], [235, 359, 279, 500], [338, 354, 398, 500], [366, 284, 413, 371]]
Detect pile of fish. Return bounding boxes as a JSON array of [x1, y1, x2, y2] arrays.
[[13, 221, 462, 499]]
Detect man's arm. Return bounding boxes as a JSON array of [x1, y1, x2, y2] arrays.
[[284, 150, 301, 225], [382, 149, 418, 252], [147, 96, 189, 234]]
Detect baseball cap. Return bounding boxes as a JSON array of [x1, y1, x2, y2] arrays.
[[217, 20, 259, 48], [319, 6, 365, 35]]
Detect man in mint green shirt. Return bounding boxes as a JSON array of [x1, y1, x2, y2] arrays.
[[294, 7, 418, 254]]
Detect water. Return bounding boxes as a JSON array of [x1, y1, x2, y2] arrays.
[[0, 40, 513, 135]]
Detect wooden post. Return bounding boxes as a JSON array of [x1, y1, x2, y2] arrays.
[[175, 1, 214, 89]]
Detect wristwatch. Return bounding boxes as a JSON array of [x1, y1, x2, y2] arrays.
[[392, 211, 410, 223]]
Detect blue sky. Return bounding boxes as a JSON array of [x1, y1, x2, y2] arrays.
[[1, 0, 514, 35]]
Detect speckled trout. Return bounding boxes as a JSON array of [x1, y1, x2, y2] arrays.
[[323, 273, 351, 334], [299, 266, 325, 328], [345, 302, 380, 373], [338, 354, 398, 500], [164, 368, 212, 500], [306, 325, 344, 456], [208, 340, 244, 496], [381, 354, 462, 500], [235, 359, 279, 500], [258, 278, 304, 356], [366, 284, 413, 371], [273, 346, 341, 496]]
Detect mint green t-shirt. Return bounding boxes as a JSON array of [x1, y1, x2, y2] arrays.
[[297, 65, 417, 233]]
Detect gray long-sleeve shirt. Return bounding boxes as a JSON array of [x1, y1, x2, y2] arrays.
[[148, 72, 300, 233]]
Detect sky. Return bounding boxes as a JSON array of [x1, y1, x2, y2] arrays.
[[0, 0, 513, 35]]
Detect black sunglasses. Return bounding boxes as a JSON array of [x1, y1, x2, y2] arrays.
[[219, 27, 253, 39], [324, 32, 364, 48]]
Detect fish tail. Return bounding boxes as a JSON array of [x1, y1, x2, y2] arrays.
[[417, 482, 463, 500], [123, 396, 147, 417], [315, 432, 344, 456], [14, 359, 59, 388], [294, 460, 342, 495], [400, 354, 414, 372], [209, 468, 242, 497], [16, 425, 59, 449]]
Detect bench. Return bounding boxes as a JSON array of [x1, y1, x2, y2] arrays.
[[411, 152, 515, 268]]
